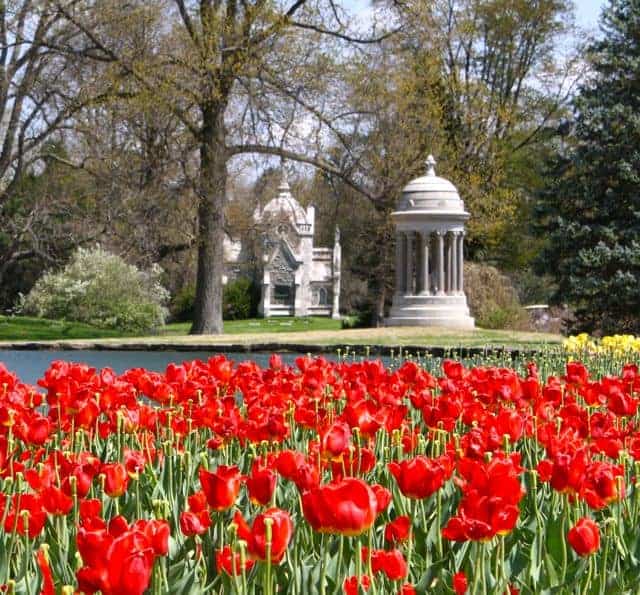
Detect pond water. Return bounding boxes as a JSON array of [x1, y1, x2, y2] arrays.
[[0, 350, 336, 385], [0, 347, 543, 387]]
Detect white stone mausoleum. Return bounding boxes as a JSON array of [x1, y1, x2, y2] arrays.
[[386, 156, 474, 328], [224, 172, 341, 318]]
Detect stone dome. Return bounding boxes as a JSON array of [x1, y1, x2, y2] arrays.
[[259, 173, 309, 225], [396, 155, 467, 215]]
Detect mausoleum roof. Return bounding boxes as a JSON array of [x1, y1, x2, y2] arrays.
[[396, 155, 467, 216], [260, 174, 309, 225]]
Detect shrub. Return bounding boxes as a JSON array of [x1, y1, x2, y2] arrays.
[[171, 284, 196, 323], [464, 263, 530, 330], [171, 278, 261, 322], [223, 278, 260, 321], [20, 246, 169, 333]]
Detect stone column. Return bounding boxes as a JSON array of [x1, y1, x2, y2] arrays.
[[450, 231, 458, 294], [395, 232, 404, 295], [420, 232, 430, 294], [457, 231, 465, 295], [332, 228, 341, 319], [405, 231, 414, 295], [445, 233, 452, 294], [436, 231, 445, 295], [261, 271, 271, 317]]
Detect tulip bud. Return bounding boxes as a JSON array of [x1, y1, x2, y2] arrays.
[[20, 510, 29, 533], [264, 517, 274, 547], [238, 539, 248, 568], [391, 429, 401, 447], [227, 521, 238, 539], [154, 499, 169, 520]]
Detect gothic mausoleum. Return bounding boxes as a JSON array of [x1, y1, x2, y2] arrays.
[[386, 155, 474, 328], [224, 172, 341, 318]]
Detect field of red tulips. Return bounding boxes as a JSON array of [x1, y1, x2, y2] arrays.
[[1, 352, 640, 594]]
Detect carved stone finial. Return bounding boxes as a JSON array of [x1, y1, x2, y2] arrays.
[[425, 154, 437, 177], [279, 168, 290, 193]]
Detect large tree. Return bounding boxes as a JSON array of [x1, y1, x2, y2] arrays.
[[536, 0, 640, 333], [47, 0, 389, 334], [408, 0, 579, 261], [0, 1, 96, 290]]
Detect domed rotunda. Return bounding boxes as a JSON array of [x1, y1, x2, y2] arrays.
[[385, 155, 474, 328]]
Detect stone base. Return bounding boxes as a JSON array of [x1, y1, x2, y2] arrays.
[[385, 293, 475, 329]]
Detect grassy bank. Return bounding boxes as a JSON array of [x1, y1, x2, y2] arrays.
[[0, 315, 130, 341], [0, 314, 562, 349], [0, 315, 342, 342]]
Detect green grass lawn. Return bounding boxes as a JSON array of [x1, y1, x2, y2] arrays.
[[0, 315, 132, 341], [0, 314, 564, 349], [164, 316, 342, 335], [0, 315, 342, 341]]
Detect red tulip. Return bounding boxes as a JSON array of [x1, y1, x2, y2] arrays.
[[76, 519, 169, 595], [42, 486, 73, 516], [302, 478, 379, 536], [102, 463, 129, 498], [188, 490, 209, 513], [370, 548, 408, 580], [567, 518, 600, 556], [371, 484, 392, 514], [388, 454, 454, 499], [453, 571, 468, 594], [140, 519, 170, 556], [343, 574, 371, 595], [246, 461, 277, 506], [107, 531, 155, 595], [320, 421, 352, 458], [180, 511, 211, 536], [216, 545, 255, 575], [275, 450, 320, 491], [199, 465, 242, 511], [36, 547, 55, 595], [385, 516, 411, 544], [80, 499, 102, 522], [235, 508, 293, 564]]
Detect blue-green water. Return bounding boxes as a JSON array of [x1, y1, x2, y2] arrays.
[[0, 348, 555, 387], [0, 350, 318, 386]]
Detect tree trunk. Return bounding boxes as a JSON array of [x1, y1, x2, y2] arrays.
[[190, 104, 227, 334], [375, 284, 387, 328]]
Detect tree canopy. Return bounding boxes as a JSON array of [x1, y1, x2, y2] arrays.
[[536, 0, 640, 333], [0, 0, 581, 331]]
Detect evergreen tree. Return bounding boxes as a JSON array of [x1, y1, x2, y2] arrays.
[[536, 0, 640, 334]]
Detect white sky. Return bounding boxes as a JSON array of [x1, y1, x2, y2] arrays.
[[344, 0, 607, 30], [574, 0, 605, 27]]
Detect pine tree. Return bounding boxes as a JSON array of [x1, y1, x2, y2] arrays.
[[536, 0, 640, 334]]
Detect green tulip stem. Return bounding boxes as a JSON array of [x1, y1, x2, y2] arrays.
[[600, 527, 609, 595], [239, 540, 249, 595], [436, 489, 443, 558], [561, 504, 568, 586], [320, 534, 328, 595], [23, 520, 31, 595], [472, 542, 482, 595], [368, 526, 377, 595], [582, 554, 594, 595], [333, 536, 344, 595], [264, 517, 273, 595]]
